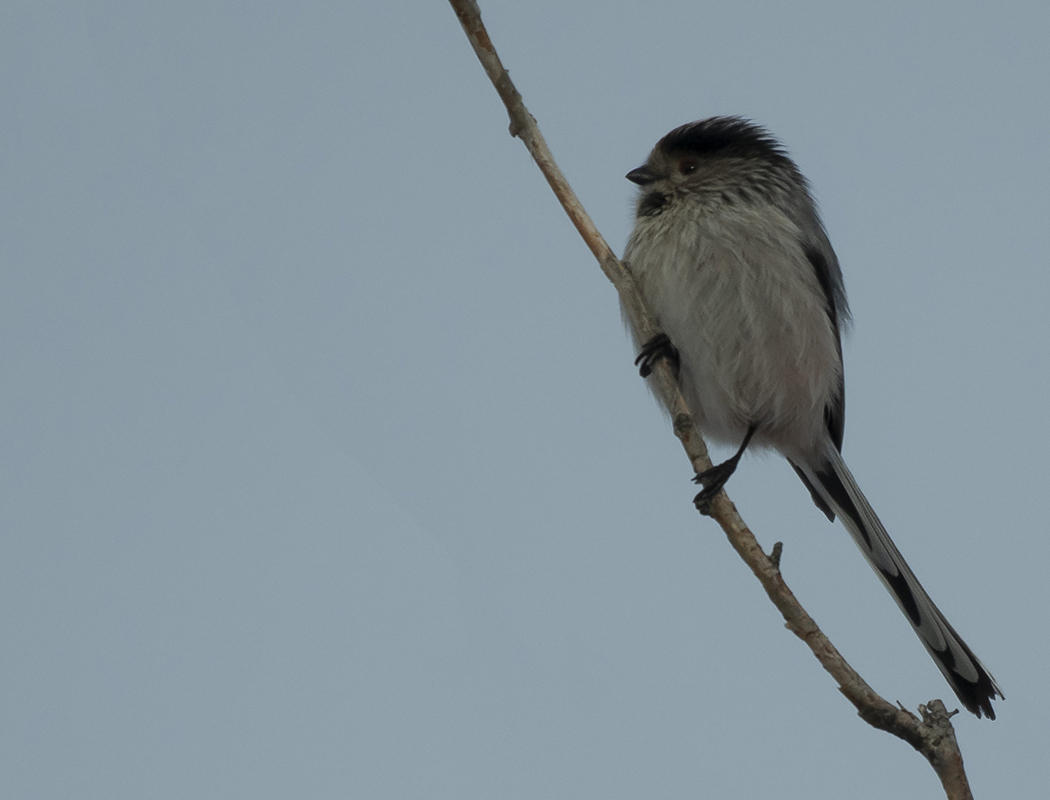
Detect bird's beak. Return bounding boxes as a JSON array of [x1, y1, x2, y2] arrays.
[[626, 165, 662, 185]]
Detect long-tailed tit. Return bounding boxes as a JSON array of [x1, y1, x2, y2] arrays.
[[623, 117, 1002, 718]]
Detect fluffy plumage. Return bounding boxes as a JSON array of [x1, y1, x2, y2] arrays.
[[623, 117, 1002, 718]]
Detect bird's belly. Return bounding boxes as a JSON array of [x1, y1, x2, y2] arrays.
[[651, 259, 840, 455]]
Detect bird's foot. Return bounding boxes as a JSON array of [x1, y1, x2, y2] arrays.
[[634, 333, 680, 379], [692, 461, 738, 515]]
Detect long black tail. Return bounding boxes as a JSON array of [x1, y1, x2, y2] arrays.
[[797, 447, 1002, 719]]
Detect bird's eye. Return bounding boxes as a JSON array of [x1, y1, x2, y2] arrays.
[[678, 158, 699, 175]]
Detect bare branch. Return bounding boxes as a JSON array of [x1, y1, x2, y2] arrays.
[[447, 2, 977, 797], [448, 0, 707, 472]]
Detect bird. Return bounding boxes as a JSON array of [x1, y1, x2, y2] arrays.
[[622, 116, 1002, 718]]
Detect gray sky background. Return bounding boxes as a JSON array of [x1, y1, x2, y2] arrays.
[[4, 1, 1049, 797]]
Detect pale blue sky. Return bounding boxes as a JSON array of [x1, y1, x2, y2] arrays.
[[3, 1, 1049, 797]]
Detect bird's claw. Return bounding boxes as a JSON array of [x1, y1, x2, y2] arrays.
[[635, 333, 680, 378]]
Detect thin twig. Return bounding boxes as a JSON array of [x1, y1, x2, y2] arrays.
[[447, 2, 975, 797]]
